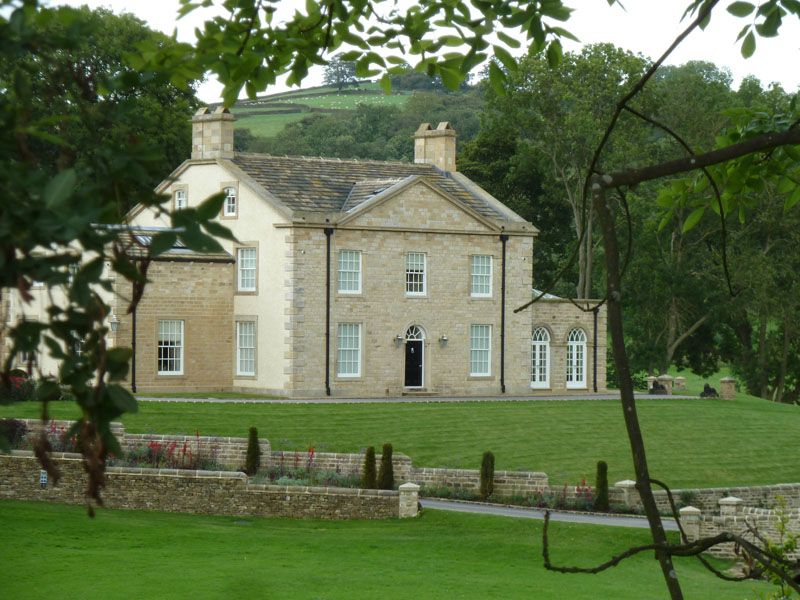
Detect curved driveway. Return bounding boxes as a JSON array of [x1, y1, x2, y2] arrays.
[[420, 498, 680, 530]]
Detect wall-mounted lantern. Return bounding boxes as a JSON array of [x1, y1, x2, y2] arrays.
[[109, 313, 120, 333], [40, 470, 47, 489], [394, 335, 404, 348], [439, 334, 448, 348]]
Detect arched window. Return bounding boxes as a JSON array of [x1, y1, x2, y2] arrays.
[[405, 325, 424, 340], [566, 328, 587, 389], [223, 186, 237, 216], [530, 327, 550, 389]]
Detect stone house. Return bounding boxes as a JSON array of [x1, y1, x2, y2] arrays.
[[6, 107, 606, 397]]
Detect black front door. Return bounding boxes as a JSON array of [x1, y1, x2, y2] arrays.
[[404, 340, 423, 387]]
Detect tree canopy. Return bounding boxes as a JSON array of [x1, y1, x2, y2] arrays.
[[3, 0, 800, 596]]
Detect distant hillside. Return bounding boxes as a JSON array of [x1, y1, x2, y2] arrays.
[[223, 82, 413, 138]]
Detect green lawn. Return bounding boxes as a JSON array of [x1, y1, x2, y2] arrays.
[[4, 395, 798, 489], [229, 86, 411, 138], [233, 112, 308, 137], [0, 500, 770, 599]]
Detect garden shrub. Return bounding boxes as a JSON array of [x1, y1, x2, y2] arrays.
[[361, 445, 377, 489], [0, 418, 28, 448], [245, 426, 261, 476], [0, 375, 36, 403], [679, 489, 698, 508], [594, 460, 609, 511], [479, 451, 495, 499], [377, 442, 394, 490]]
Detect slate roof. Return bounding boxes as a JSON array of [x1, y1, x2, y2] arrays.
[[231, 153, 510, 220]]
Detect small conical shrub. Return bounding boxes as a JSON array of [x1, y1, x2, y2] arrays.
[[594, 460, 609, 511], [377, 443, 394, 490], [245, 426, 261, 476], [479, 451, 495, 499], [361, 446, 377, 489]]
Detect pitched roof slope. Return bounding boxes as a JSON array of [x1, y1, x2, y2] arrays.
[[232, 153, 520, 222]]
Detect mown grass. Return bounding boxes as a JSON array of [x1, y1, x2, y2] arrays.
[[233, 112, 308, 138], [228, 85, 412, 138], [0, 500, 770, 599], [4, 394, 798, 489]]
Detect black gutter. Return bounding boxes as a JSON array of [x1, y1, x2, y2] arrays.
[[324, 227, 334, 396], [500, 234, 508, 394], [131, 303, 137, 394], [593, 306, 599, 394]]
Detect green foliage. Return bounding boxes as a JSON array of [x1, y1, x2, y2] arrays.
[[251, 92, 483, 161], [377, 443, 394, 490], [361, 445, 377, 489], [0, 2, 232, 507], [479, 451, 495, 499], [245, 426, 261, 476], [594, 460, 610, 512], [323, 55, 359, 91]]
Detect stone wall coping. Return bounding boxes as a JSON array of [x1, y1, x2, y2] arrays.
[[400, 482, 420, 491], [615, 479, 636, 488], [719, 496, 743, 505], [680, 506, 702, 516]]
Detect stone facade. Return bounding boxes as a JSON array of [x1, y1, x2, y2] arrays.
[[112, 254, 235, 393], [29, 108, 604, 398]]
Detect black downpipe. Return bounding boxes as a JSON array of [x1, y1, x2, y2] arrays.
[[131, 304, 137, 394], [500, 234, 508, 394], [324, 228, 334, 396], [593, 306, 599, 393]]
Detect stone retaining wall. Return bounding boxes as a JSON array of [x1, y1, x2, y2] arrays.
[[13, 419, 800, 512], [681, 505, 800, 560], [610, 480, 800, 512], [0, 452, 417, 520]]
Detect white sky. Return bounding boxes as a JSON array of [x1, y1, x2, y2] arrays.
[[48, 0, 800, 103]]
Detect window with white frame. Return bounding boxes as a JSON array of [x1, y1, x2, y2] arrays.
[[18, 350, 37, 368], [405, 252, 426, 295], [337, 323, 361, 377], [469, 324, 491, 376], [157, 320, 183, 375], [338, 250, 361, 293], [470, 255, 492, 297], [566, 328, 587, 388], [223, 187, 237, 216], [236, 321, 256, 376], [237, 247, 256, 292], [530, 327, 550, 388], [174, 189, 187, 210]]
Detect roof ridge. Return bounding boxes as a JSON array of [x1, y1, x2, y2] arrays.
[[234, 152, 420, 167]]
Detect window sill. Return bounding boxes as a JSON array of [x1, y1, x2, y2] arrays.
[[467, 375, 494, 381], [157, 373, 185, 377], [235, 374, 257, 380], [235, 290, 258, 296], [405, 294, 428, 299], [468, 296, 494, 301]]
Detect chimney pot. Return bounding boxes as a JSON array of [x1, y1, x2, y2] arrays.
[[191, 106, 235, 160], [413, 121, 457, 171]]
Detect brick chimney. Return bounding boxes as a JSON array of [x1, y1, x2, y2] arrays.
[[191, 107, 235, 160], [414, 122, 457, 172]]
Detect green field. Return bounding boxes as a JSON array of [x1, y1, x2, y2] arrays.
[[227, 85, 412, 138], [0, 500, 770, 599], [3, 393, 797, 489]]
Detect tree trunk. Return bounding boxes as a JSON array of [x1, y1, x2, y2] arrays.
[[774, 321, 792, 403], [758, 313, 769, 400], [592, 179, 684, 600]]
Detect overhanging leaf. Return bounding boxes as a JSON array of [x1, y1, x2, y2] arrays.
[[44, 169, 77, 210], [682, 206, 706, 232]]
